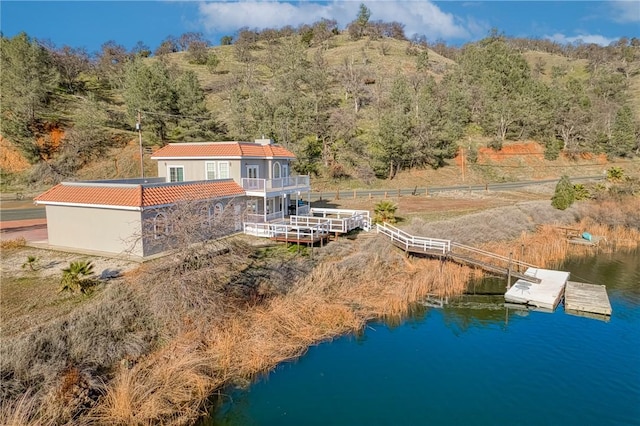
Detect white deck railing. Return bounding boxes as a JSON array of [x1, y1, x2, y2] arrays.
[[243, 220, 330, 239], [241, 176, 310, 192], [376, 222, 451, 255], [246, 211, 285, 223], [307, 208, 371, 232]]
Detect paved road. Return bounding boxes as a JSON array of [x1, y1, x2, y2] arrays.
[[0, 175, 605, 221], [0, 199, 46, 222], [309, 175, 605, 200]]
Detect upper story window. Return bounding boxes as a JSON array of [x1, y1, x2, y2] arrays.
[[168, 166, 184, 182], [273, 162, 281, 179], [205, 162, 216, 180], [247, 165, 259, 179], [282, 163, 289, 178], [218, 162, 230, 179]]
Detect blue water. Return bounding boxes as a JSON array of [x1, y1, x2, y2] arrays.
[[208, 250, 640, 426]]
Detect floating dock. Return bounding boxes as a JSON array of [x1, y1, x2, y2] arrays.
[[504, 268, 569, 310], [564, 281, 612, 316]]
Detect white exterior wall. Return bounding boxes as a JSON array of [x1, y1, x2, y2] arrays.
[[45, 205, 143, 257]]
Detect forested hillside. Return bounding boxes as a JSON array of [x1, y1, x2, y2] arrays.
[[1, 8, 639, 188]]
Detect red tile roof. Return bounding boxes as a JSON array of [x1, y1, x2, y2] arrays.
[[150, 142, 296, 159], [34, 180, 245, 209]]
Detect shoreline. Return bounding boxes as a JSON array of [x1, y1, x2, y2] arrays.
[[2, 196, 639, 425]]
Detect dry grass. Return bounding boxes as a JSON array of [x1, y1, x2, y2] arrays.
[[0, 237, 26, 250], [3, 195, 638, 425]]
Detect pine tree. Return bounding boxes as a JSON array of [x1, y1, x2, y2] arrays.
[[551, 175, 575, 210]]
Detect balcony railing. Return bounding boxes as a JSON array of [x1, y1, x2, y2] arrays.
[[241, 176, 310, 192]]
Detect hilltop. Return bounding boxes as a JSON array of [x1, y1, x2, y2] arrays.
[[1, 28, 639, 193]]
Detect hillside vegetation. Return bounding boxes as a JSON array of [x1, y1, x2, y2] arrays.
[[1, 12, 639, 190]]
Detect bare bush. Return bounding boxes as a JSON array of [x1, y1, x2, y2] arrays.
[[0, 283, 157, 422]]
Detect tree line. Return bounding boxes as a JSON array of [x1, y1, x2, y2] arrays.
[[1, 4, 639, 185]]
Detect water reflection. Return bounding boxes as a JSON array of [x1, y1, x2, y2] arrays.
[[204, 249, 640, 426]]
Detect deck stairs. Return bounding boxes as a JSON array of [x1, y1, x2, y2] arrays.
[[376, 223, 541, 284]]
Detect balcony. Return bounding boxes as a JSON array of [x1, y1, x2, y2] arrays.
[[241, 176, 310, 195]]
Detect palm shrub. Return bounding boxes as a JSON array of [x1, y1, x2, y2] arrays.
[[59, 260, 95, 294], [607, 166, 625, 182], [373, 200, 398, 224], [573, 184, 590, 201], [551, 175, 575, 210], [21, 255, 39, 271]]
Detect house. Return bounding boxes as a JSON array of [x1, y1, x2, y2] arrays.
[[33, 138, 312, 259], [150, 138, 311, 222], [34, 178, 246, 259]]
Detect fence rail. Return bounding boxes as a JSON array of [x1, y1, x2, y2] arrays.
[[376, 222, 451, 255]]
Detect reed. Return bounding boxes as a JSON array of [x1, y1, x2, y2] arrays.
[[0, 237, 26, 250], [8, 196, 638, 425], [0, 391, 54, 426], [90, 333, 219, 426]]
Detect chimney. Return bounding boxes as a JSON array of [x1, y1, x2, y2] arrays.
[[254, 137, 273, 145]]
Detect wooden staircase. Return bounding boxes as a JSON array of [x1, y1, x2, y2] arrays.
[[376, 223, 541, 284]]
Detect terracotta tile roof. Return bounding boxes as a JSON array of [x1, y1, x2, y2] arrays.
[[151, 142, 296, 159], [34, 180, 245, 209], [34, 184, 142, 207], [140, 180, 245, 207]]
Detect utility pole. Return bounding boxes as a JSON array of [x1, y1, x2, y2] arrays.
[[460, 146, 465, 182], [137, 110, 144, 179]]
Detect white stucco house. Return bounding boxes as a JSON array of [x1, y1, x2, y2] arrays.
[[150, 138, 311, 221], [34, 138, 311, 259]]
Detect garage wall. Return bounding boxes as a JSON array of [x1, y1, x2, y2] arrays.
[[45, 205, 143, 257]]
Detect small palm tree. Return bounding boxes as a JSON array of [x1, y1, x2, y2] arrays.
[[21, 255, 39, 271], [59, 260, 94, 294], [373, 200, 398, 224]]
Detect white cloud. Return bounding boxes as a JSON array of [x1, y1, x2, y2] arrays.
[[197, 0, 470, 41], [609, 1, 640, 23], [545, 33, 618, 46]]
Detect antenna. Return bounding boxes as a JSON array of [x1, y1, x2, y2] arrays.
[[137, 110, 144, 179]]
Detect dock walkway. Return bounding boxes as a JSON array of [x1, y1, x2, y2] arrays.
[[376, 223, 612, 318], [564, 281, 612, 316]]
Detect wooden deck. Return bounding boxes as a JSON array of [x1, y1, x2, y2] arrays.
[[564, 281, 612, 316], [271, 233, 330, 245]]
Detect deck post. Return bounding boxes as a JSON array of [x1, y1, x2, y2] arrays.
[[506, 251, 513, 289]]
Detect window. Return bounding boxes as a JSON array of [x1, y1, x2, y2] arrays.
[[153, 212, 170, 239], [273, 162, 281, 179], [168, 166, 184, 182], [282, 163, 289, 178], [205, 162, 216, 180], [218, 162, 230, 179], [247, 165, 258, 179], [213, 202, 224, 221]]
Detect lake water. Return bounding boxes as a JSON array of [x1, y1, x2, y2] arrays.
[[206, 249, 640, 426]]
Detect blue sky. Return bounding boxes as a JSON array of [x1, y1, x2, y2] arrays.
[[1, 1, 638, 54]]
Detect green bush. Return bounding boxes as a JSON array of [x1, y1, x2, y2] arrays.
[[551, 175, 575, 210]]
